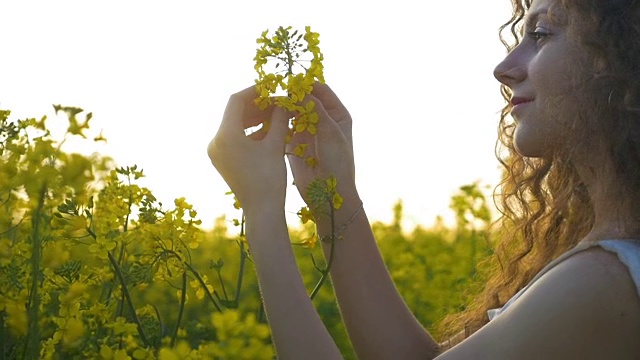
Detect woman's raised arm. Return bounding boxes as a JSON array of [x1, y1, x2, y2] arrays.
[[207, 85, 342, 359], [287, 83, 441, 359]]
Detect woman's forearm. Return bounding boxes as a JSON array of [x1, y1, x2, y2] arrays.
[[244, 206, 342, 360], [316, 200, 440, 360]]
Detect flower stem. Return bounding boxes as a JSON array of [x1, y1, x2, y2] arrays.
[[24, 185, 46, 360], [171, 272, 187, 347], [309, 203, 337, 300], [186, 264, 223, 312], [107, 251, 150, 347], [160, 248, 223, 312], [233, 216, 247, 306]]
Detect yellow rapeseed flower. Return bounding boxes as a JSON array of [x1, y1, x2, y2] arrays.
[[5, 301, 28, 336], [332, 192, 344, 210], [326, 176, 338, 193], [42, 240, 70, 268], [158, 341, 192, 360], [305, 156, 318, 168], [297, 206, 315, 224], [174, 197, 193, 210], [113, 349, 131, 360], [293, 144, 308, 157], [61, 317, 86, 348], [287, 74, 313, 102], [88, 237, 117, 260], [300, 233, 318, 249]]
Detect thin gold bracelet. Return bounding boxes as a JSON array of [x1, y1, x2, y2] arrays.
[[320, 201, 363, 243]]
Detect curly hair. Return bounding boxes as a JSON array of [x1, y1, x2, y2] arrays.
[[437, 0, 640, 341]]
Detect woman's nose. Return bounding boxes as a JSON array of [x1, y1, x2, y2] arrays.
[[493, 53, 527, 87]]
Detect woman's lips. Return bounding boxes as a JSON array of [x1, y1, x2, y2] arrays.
[[511, 97, 534, 106], [511, 97, 534, 118], [511, 97, 534, 119]]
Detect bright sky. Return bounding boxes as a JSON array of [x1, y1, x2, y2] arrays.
[[1, 1, 513, 231]]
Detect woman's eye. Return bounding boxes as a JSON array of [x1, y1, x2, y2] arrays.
[[527, 28, 551, 42]]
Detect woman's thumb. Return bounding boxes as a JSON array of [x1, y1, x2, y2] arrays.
[[267, 106, 292, 143]]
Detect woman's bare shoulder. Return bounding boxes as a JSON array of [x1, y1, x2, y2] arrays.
[[436, 247, 640, 360]]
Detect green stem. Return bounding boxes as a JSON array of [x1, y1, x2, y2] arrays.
[[0, 218, 23, 237], [215, 269, 229, 301], [309, 204, 337, 300], [234, 216, 247, 305], [115, 292, 125, 321], [187, 264, 223, 312], [279, 28, 295, 77], [1, 311, 6, 360], [160, 249, 223, 312], [123, 184, 132, 233], [470, 228, 477, 277], [257, 287, 266, 323], [171, 272, 187, 347], [103, 204, 129, 307], [24, 185, 46, 360], [107, 251, 150, 347], [111, 242, 127, 315], [152, 305, 165, 339]]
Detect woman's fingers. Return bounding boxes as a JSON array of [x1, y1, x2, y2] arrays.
[[311, 83, 342, 113], [246, 106, 291, 146], [219, 85, 278, 137], [210, 86, 265, 163], [266, 106, 292, 144], [305, 94, 346, 147], [311, 83, 351, 127], [219, 86, 255, 136], [221, 83, 347, 143], [211, 82, 350, 174], [286, 123, 314, 152], [287, 129, 315, 167]]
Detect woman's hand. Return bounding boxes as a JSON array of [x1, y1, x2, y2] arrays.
[[287, 83, 359, 216], [207, 85, 292, 211]]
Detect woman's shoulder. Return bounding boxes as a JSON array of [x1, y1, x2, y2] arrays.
[[587, 239, 640, 300], [437, 243, 640, 359], [489, 239, 640, 320], [515, 246, 640, 337]]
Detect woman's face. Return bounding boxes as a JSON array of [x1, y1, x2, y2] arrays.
[[494, 0, 584, 158]]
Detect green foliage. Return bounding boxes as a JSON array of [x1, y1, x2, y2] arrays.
[[376, 200, 493, 340], [0, 105, 495, 359], [0, 107, 273, 359]]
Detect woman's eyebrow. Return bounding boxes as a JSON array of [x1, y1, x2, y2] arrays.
[[525, 8, 549, 28]]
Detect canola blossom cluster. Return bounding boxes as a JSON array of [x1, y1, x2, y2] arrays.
[[251, 26, 347, 301], [254, 26, 325, 171], [252, 26, 343, 230], [254, 26, 324, 112]]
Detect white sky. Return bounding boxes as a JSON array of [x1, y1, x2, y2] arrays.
[[1, 0, 513, 231]]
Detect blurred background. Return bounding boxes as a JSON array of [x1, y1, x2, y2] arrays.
[[0, 0, 512, 230]]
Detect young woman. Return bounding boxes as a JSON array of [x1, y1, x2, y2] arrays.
[[207, 0, 640, 358]]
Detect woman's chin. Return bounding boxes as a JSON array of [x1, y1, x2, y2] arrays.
[[514, 133, 548, 159]]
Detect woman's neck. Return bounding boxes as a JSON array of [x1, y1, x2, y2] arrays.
[[576, 159, 640, 244]]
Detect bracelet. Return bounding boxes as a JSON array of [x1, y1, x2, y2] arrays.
[[320, 201, 363, 243]]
